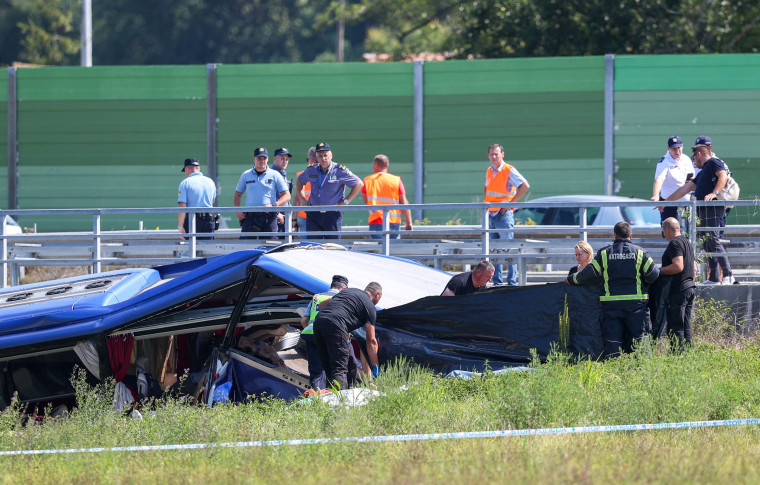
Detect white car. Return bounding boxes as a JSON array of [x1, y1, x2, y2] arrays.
[[2, 216, 22, 235], [515, 195, 661, 227]]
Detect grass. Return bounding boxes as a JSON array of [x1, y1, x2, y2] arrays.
[[2, 343, 760, 483], [1, 299, 759, 482]]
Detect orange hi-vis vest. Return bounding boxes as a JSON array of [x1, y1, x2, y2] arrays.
[[363, 172, 402, 224], [484, 163, 517, 212], [297, 170, 311, 219]]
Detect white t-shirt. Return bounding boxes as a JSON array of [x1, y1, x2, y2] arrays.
[[654, 152, 694, 200]]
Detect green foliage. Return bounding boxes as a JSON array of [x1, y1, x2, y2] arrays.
[[329, 0, 760, 59], [693, 297, 746, 346], [4, 0, 760, 66], [16, 0, 80, 65], [451, 0, 760, 58], [558, 293, 570, 352]]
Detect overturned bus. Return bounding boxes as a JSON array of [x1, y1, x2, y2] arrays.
[[0, 243, 450, 411], [0, 242, 609, 412]]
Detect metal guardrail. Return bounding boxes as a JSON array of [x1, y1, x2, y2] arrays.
[[2, 199, 759, 288]]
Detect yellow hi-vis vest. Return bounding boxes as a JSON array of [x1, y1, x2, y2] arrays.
[[484, 163, 517, 212], [597, 248, 652, 302], [301, 292, 333, 335], [363, 172, 402, 224]]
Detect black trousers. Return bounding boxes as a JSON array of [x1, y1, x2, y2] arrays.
[[305, 211, 343, 239], [666, 287, 695, 352], [698, 211, 732, 282], [299, 333, 326, 390], [183, 214, 215, 240], [659, 201, 679, 223], [600, 304, 650, 358], [313, 318, 357, 390], [241, 212, 277, 239]]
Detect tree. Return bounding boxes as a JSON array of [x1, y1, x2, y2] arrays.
[[326, 0, 760, 58], [92, 0, 350, 65], [450, 0, 760, 58], [322, 0, 461, 59], [15, 0, 80, 65]]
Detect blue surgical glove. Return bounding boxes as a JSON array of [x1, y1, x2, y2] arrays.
[[371, 365, 380, 378]]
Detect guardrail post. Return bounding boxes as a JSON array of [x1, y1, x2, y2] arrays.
[[189, 211, 197, 258], [382, 209, 390, 256], [482, 207, 490, 261], [1, 217, 7, 288], [579, 207, 588, 242], [285, 210, 293, 244], [688, 199, 697, 249], [518, 250, 526, 286], [92, 213, 101, 274]]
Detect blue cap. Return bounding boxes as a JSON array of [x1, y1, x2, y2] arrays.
[[315, 142, 331, 152], [273, 147, 291, 157], [667, 136, 683, 148], [692, 135, 712, 148], [253, 147, 268, 158]]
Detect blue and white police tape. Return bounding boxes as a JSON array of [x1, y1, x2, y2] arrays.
[[1, 418, 758, 456]]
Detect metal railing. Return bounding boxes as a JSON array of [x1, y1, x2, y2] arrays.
[[2, 199, 759, 288]]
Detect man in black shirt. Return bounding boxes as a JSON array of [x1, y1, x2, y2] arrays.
[[313, 282, 382, 390], [441, 260, 495, 296], [660, 217, 696, 351]]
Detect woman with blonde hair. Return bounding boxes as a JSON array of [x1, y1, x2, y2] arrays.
[[568, 240, 594, 276]]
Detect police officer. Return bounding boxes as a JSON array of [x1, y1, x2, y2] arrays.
[[566, 221, 660, 358], [233, 147, 290, 239], [178, 158, 217, 240], [272, 147, 293, 235], [296, 142, 363, 238], [650, 136, 693, 225], [362, 154, 413, 239], [299, 275, 349, 389], [313, 282, 382, 390]]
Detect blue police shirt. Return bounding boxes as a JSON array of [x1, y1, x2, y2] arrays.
[[296, 162, 360, 206], [273, 167, 292, 206], [235, 167, 289, 207], [178, 172, 216, 208]]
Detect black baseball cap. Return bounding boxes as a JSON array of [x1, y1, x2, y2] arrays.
[[274, 147, 292, 157], [331, 275, 348, 286], [253, 147, 269, 158], [181, 158, 200, 172], [315, 142, 331, 152]]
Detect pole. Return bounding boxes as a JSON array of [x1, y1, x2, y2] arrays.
[[81, 0, 92, 66]]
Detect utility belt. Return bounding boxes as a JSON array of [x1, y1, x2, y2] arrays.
[[244, 212, 276, 219], [193, 213, 215, 221]]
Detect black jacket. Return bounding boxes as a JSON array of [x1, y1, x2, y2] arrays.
[[568, 238, 659, 308]]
